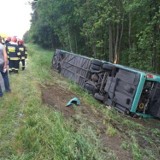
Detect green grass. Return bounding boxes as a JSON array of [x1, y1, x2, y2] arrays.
[[0, 43, 159, 160], [0, 44, 110, 160]]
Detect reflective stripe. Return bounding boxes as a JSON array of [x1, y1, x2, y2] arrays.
[[19, 48, 24, 51], [10, 57, 20, 60], [8, 47, 16, 52]]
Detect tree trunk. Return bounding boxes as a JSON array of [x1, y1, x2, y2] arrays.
[[114, 23, 120, 64], [128, 13, 131, 49], [150, 0, 158, 73], [109, 22, 113, 62], [92, 44, 96, 58], [68, 29, 72, 52], [118, 14, 124, 59], [74, 34, 78, 53]]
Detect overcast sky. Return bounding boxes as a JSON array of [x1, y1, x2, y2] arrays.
[[0, 0, 32, 39]]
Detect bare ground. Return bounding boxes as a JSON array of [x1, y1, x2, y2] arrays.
[[41, 84, 132, 160]]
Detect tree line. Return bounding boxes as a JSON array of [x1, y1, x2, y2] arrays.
[[24, 0, 160, 73]]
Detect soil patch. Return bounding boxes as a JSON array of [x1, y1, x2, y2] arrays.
[[41, 84, 132, 160], [41, 84, 77, 117]]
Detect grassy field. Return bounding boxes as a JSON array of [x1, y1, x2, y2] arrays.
[[0, 44, 159, 160]]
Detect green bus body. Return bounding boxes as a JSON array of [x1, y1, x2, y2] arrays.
[[103, 63, 160, 118], [52, 49, 160, 118]]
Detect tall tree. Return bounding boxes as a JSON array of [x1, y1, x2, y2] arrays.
[[28, 0, 160, 73]]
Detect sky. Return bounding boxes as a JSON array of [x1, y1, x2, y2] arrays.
[[0, 0, 32, 39]]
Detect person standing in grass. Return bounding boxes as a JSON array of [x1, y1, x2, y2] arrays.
[[6, 36, 21, 73], [18, 39, 27, 70], [0, 36, 11, 97]]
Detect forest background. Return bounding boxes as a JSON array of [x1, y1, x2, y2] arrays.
[[24, 0, 160, 73]]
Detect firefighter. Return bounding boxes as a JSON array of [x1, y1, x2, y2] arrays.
[[5, 37, 11, 44], [6, 37, 21, 73], [18, 39, 27, 70]]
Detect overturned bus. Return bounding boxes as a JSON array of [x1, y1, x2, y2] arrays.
[[52, 49, 160, 118]]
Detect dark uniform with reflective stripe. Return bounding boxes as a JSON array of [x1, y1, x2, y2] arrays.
[[18, 44, 27, 70], [6, 42, 21, 73]]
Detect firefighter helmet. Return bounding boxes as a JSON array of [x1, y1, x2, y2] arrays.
[[6, 37, 11, 42], [11, 36, 17, 43], [18, 39, 24, 45]]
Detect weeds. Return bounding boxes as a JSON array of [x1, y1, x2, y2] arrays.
[[107, 125, 117, 137]]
